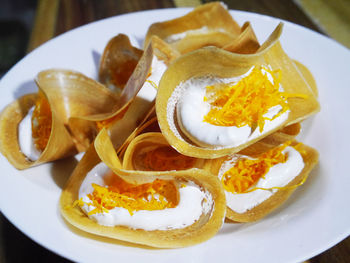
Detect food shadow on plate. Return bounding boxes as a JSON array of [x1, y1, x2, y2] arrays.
[[13, 79, 37, 99], [297, 116, 319, 142], [58, 213, 162, 250], [218, 163, 324, 235], [50, 157, 78, 189], [92, 50, 101, 74], [133, 35, 145, 48]]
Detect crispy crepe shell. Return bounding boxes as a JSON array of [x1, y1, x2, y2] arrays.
[[36, 69, 120, 151], [104, 37, 179, 150], [117, 106, 159, 158], [293, 60, 318, 97], [156, 23, 320, 159], [207, 141, 318, 222], [60, 130, 226, 248], [99, 34, 143, 94], [144, 2, 241, 54], [68, 36, 178, 153], [223, 22, 260, 54], [123, 132, 206, 171], [0, 93, 77, 169], [68, 42, 153, 147]]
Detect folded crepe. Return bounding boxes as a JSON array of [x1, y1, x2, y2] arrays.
[[0, 67, 124, 169], [156, 23, 320, 159], [0, 93, 76, 169], [206, 139, 318, 222], [60, 128, 226, 248], [144, 2, 241, 54]]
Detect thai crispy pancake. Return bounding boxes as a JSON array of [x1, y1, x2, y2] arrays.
[[60, 129, 226, 248], [144, 2, 241, 54], [156, 23, 320, 159], [0, 93, 76, 169], [207, 140, 318, 222]]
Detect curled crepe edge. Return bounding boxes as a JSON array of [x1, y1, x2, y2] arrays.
[[223, 21, 260, 54], [99, 33, 143, 94], [122, 132, 206, 171], [36, 69, 120, 152]]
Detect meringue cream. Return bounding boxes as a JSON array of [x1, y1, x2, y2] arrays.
[[175, 66, 290, 148], [78, 163, 213, 230], [18, 106, 41, 161]]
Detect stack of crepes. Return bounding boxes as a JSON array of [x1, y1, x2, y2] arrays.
[[0, 2, 320, 248]]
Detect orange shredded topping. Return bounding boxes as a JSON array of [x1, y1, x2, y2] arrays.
[[76, 175, 178, 216], [203, 66, 307, 132], [142, 146, 196, 171], [222, 141, 292, 194], [31, 94, 52, 152]]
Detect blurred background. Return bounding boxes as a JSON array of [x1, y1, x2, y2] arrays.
[[0, 0, 36, 78], [0, 0, 349, 262]]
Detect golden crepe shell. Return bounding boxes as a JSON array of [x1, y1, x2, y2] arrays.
[[102, 37, 179, 150], [60, 129, 226, 248], [144, 2, 241, 54], [207, 140, 319, 222], [223, 21, 260, 54], [99, 33, 143, 94], [66, 37, 160, 150], [156, 23, 320, 159], [293, 59, 318, 97], [0, 93, 76, 169], [123, 132, 206, 171], [117, 106, 160, 158], [36, 69, 120, 151]]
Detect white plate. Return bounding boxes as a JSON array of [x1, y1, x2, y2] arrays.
[[0, 8, 349, 263]]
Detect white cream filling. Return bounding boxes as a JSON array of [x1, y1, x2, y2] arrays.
[[164, 26, 228, 44], [172, 67, 289, 148], [79, 163, 213, 230], [218, 146, 304, 214], [18, 106, 41, 161], [109, 56, 166, 149]]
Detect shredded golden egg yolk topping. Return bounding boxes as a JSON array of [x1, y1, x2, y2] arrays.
[[75, 175, 178, 216], [142, 146, 196, 171], [203, 66, 307, 132], [31, 94, 52, 152], [222, 141, 293, 194]]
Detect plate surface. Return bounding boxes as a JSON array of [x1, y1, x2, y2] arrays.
[[0, 8, 349, 263]]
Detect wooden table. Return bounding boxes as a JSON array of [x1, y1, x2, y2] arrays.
[[1, 0, 349, 262]]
